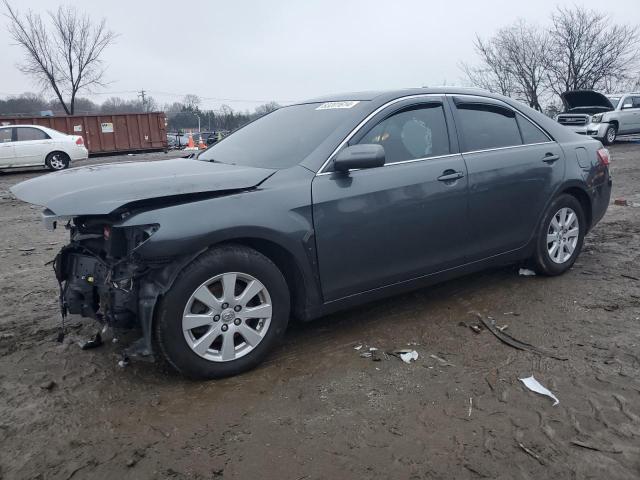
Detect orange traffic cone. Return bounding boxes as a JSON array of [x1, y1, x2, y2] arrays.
[[185, 132, 198, 150], [198, 135, 206, 149]]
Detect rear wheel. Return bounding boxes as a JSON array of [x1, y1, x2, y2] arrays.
[[154, 245, 290, 379], [531, 194, 585, 276], [45, 152, 70, 171], [602, 125, 617, 145]]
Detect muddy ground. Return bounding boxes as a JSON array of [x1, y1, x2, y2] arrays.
[[1, 144, 639, 480]]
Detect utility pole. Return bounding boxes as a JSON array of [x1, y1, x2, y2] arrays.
[[138, 89, 147, 111]]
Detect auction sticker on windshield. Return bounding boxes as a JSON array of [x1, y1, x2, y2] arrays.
[[316, 101, 360, 110]]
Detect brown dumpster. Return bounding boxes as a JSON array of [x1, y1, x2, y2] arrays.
[[0, 112, 168, 155]]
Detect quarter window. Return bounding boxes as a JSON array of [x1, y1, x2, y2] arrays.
[[456, 103, 522, 152], [0, 128, 12, 143], [16, 127, 49, 141], [516, 114, 549, 144], [355, 104, 450, 164]]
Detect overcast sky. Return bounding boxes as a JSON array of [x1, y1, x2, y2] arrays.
[[1, 0, 639, 111]]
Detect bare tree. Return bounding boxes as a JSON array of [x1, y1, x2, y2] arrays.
[[460, 44, 515, 98], [3, 1, 116, 114], [462, 22, 549, 111], [254, 101, 280, 117], [182, 94, 201, 110], [546, 6, 639, 95]]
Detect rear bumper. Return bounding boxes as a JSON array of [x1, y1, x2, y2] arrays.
[[68, 146, 89, 161]]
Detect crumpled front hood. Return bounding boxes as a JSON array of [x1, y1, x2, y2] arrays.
[[10, 158, 275, 216], [560, 90, 614, 112]]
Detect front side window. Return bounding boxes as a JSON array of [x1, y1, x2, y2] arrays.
[[516, 113, 550, 144], [0, 128, 12, 143], [456, 103, 522, 152], [355, 104, 450, 164], [16, 127, 49, 141]]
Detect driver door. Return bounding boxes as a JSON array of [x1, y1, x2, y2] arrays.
[[311, 98, 470, 301]]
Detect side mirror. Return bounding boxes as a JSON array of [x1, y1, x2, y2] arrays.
[[333, 144, 385, 172]]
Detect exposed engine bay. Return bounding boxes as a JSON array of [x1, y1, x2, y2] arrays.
[[53, 216, 196, 358]]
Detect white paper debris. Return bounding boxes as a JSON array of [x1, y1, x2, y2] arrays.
[[518, 268, 536, 276], [354, 345, 362, 350], [519, 375, 559, 406], [400, 350, 419, 364]]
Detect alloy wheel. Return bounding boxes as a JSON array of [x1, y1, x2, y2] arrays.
[[546, 207, 580, 264], [182, 272, 273, 362], [49, 154, 66, 170], [607, 127, 616, 144]]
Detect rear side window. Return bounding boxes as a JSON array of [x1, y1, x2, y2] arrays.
[[16, 127, 49, 141], [633, 96, 640, 108], [456, 103, 522, 152], [356, 103, 450, 163], [516, 114, 550, 144], [0, 128, 12, 143]]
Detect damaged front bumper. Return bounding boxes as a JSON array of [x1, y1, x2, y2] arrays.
[[53, 217, 199, 358]]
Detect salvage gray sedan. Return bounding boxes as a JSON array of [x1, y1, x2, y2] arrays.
[[11, 88, 612, 379]]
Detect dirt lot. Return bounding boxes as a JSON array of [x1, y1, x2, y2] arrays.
[[1, 144, 639, 480]]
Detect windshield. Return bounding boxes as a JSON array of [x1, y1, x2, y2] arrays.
[[198, 102, 363, 169], [607, 96, 621, 108]]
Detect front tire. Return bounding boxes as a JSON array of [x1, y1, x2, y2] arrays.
[[531, 194, 585, 276], [602, 125, 617, 145], [154, 245, 290, 379], [45, 152, 70, 171]]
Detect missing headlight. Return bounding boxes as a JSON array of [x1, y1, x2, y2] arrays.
[[108, 224, 159, 257]]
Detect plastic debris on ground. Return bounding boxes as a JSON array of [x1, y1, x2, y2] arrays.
[[396, 350, 418, 364], [519, 375, 559, 406], [518, 268, 536, 276]]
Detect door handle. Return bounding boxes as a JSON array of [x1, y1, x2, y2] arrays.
[[542, 153, 560, 164], [437, 170, 464, 182]]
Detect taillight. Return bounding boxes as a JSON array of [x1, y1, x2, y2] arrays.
[[596, 148, 610, 166], [75, 136, 84, 146]]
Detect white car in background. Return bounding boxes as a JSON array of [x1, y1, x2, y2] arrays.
[[0, 124, 88, 171]]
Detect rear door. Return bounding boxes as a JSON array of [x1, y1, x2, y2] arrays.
[[14, 127, 52, 165], [312, 97, 470, 301], [0, 128, 15, 167], [450, 96, 564, 261], [618, 96, 637, 134]]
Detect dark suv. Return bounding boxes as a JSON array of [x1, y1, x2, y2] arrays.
[[11, 88, 612, 379]]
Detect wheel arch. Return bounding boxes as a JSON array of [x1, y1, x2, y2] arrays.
[[215, 237, 313, 321], [559, 185, 593, 231]]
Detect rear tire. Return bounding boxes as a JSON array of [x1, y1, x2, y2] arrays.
[[531, 194, 585, 276], [45, 152, 70, 171], [154, 245, 290, 379], [602, 125, 617, 145]]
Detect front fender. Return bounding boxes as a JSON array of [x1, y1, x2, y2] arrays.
[[116, 166, 322, 311]]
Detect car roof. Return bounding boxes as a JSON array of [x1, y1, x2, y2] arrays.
[[1, 124, 48, 129], [301, 87, 500, 104]]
